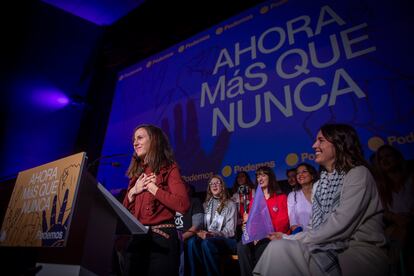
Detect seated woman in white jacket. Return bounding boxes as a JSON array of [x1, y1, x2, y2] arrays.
[[253, 123, 389, 276]]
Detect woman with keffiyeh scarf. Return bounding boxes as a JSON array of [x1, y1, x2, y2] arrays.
[[253, 124, 389, 276]]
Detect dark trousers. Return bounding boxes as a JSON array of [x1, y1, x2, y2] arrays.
[[123, 227, 180, 276], [187, 236, 237, 276], [237, 238, 270, 276]]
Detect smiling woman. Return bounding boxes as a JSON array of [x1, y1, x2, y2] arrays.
[[286, 162, 317, 233], [187, 175, 237, 276], [312, 131, 336, 172], [122, 124, 190, 276], [254, 123, 389, 276], [133, 127, 150, 160], [237, 166, 289, 276]]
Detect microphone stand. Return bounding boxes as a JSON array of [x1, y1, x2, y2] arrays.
[[87, 153, 129, 171], [243, 193, 248, 213], [239, 185, 250, 232]]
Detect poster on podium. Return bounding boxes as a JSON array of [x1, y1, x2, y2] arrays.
[[0, 152, 86, 247]]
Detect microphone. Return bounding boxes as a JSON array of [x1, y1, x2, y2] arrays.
[[98, 161, 122, 167], [238, 185, 250, 213], [87, 153, 129, 170], [110, 162, 122, 167]]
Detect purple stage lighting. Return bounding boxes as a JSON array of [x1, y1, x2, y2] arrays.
[[42, 0, 144, 26], [57, 96, 70, 105], [32, 88, 71, 110]]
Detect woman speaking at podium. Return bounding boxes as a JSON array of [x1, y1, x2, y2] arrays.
[[122, 124, 190, 276]]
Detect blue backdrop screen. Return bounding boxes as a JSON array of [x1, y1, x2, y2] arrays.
[[98, 0, 414, 192]]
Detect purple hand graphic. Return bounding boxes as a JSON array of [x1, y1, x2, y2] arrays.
[[41, 189, 69, 247], [161, 99, 231, 191]]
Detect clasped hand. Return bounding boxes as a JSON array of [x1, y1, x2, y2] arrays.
[[128, 173, 157, 201], [197, 230, 214, 240], [267, 232, 284, 240]]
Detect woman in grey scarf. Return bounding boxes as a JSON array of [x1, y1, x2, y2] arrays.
[[187, 175, 237, 276], [253, 124, 389, 276]]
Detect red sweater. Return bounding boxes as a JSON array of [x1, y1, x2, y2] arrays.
[[249, 192, 290, 233], [123, 162, 190, 225]]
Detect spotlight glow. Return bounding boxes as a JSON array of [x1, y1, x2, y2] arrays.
[[32, 88, 70, 109], [57, 96, 70, 105]]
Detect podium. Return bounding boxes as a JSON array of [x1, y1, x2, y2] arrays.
[[38, 175, 147, 275], [0, 153, 147, 276]]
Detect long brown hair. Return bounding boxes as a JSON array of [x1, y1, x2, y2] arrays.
[[319, 124, 367, 173], [126, 124, 175, 178], [205, 175, 230, 214], [231, 171, 255, 194], [255, 166, 282, 196], [374, 144, 407, 208]]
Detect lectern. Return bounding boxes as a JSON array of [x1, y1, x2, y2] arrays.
[[0, 152, 147, 276]]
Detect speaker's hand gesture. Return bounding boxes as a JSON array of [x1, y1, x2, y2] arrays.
[[144, 173, 158, 195], [128, 173, 147, 201]]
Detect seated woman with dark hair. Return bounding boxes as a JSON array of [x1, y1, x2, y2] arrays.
[[288, 162, 318, 234], [375, 144, 413, 225], [254, 124, 388, 276], [237, 166, 289, 276], [374, 144, 414, 274]]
